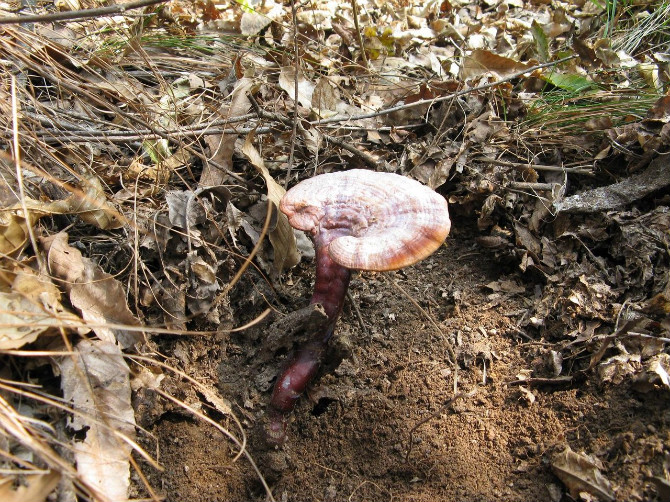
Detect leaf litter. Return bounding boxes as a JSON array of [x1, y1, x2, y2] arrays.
[[0, 0, 668, 501]]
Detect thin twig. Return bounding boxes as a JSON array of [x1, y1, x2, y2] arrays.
[[24, 110, 258, 133], [475, 156, 594, 174], [506, 182, 558, 191], [594, 331, 670, 345], [285, 0, 300, 188], [31, 126, 274, 144], [351, 0, 368, 68], [346, 290, 368, 335], [11, 75, 45, 273], [326, 134, 388, 170], [21, 59, 248, 185], [0, 0, 167, 25], [20, 110, 264, 143], [212, 199, 275, 309], [252, 99, 387, 170], [506, 376, 573, 386]]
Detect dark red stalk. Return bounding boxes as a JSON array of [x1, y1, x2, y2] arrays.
[[266, 229, 352, 444]]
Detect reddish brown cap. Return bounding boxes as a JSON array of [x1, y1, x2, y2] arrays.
[[280, 169, 450, 271]]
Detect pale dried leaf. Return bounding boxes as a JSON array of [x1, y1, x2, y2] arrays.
[[598, 353, 640, 385], [0, 267, 79, 349], [0, 210, 30, 256], [200, 78, 254, 187], [552, 445, 615, 501], [0, 171, 19, 206], [41, 232, 141, 348], [198, 383, 234, 416], [240, 0, 284, 35], [71, 173, 123, 229], [157, 280, 186, 330], [125, 157, 170, 185], [166, 191, 205, 229], [226, 202, 244, 248], [0, 297, 49, 349], [155, 147, 190, 183], [130, 366, 164, 392], [515, 221, 542, 255], [166, 185, 231, 230], [185, 251, 220, 316], [5, 178, 121, 246], [188, 252, 217, 284], [241, 134, 299, 273], [311, 77, 340, 118], [240, 11, 273, 36], [26, 173, 124, 230], [294, 229, 315, 260], [485, 279, 526, 294], [641, 353, 670, 389], [59, 339, 135, 502], [79, 71, 145, 102], [518, 385, 536, 405], [0, 470, 61, 502], [279, 66, 315, 109]]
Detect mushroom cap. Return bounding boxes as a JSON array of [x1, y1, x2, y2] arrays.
[[280, 169, 450, 271]]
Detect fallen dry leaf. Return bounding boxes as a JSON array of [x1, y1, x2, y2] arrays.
[[636, 353, 670, 390], [0, 470, 61, 502], [552, 444, 615, 501], [279, 65, 315, 110], [201, 77, 254, 187], [0, 265, 79, 350], [41, 232, 141, 348], [58, 339, 135, 502], [517, 385, 536, 405], [1, 175, 122, 258], [63, 173, 124, 230], [241, 133, 299, 274], [460, 49, 531, 80], [12, 175, 124, 231], [598, 353, 640, 385], [0, 207, 31, 257]]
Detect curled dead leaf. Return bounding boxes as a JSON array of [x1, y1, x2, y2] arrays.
[[0, 265, 79, 350], [0, 470, 61, 502], [551, 445, 615, 501], [65, 173, 124, 229], [241, 133, 299, 274], [201, 77, 254, 187], [58, 339, 135, 502], [41, 232, 141, 348], [460, 49, 532, 80], [634, 353, 670, 390], [0, 210, 31, 257]]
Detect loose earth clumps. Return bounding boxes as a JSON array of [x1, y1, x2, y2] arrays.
[[266, 169, 451, 444]]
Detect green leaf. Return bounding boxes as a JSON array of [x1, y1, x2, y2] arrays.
[[545, 73, 594, 93], [142, 139, 170, 164]]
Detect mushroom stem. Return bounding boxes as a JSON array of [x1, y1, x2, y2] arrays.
[[309, 231, 353, 323], [266, 231, 352, 444]]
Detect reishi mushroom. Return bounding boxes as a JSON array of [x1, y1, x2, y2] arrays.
[[266, 169, 451, 444]]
